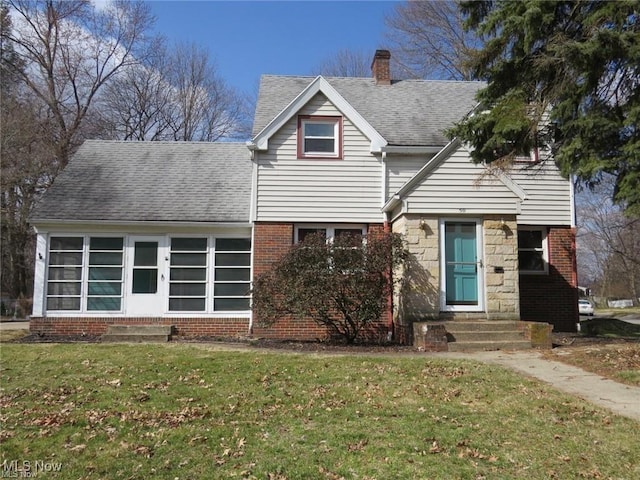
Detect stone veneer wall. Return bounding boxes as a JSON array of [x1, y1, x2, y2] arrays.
[[392, 215, 440, 328], [392, 214, 520, 328], [483, 215, 520, 319]]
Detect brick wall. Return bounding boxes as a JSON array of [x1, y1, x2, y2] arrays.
[[30, 317, 250, 338], [519, 226, 578, 331], [253, 223, 294, 277], [252, 222, 393, 343]]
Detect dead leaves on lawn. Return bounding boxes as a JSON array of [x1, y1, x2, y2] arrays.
[[548, 343, 640, 386]]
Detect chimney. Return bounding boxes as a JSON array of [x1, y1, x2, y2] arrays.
[[371, 49, 391, 85]]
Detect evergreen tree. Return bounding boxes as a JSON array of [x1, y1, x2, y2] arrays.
[[449, 0, 640, 216]]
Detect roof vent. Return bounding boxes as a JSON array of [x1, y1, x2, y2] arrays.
[[371, 49, 391, 86]]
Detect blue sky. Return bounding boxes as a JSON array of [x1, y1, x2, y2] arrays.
[[148, 1, 399, 95]]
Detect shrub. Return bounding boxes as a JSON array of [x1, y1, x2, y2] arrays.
[[252, 231, 408, 344]]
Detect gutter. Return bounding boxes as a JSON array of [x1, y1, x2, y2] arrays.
[[380, 145, 442, 155], [30, 219, 254, 229]]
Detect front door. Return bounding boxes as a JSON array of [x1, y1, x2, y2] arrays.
[[126, 236, 165, 315], [440, 220, 484, 312]]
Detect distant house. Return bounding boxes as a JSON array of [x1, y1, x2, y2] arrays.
[[29, 50, 578, 342]]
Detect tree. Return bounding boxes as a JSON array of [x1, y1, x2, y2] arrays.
[[3, 0, 156, 169], [1, 0, 155, 303], [449, 0, 640, 216], [100, 41, 251, 141], [1, 4, 51, 299], [384, 0, 480, 80], [252, 232, 408, 344], [311, 48, 373, 77], [576, 176, 640, 300]]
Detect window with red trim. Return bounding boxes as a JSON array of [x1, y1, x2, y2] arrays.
[[297, 116, 342, 159]]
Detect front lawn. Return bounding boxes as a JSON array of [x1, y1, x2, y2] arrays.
[[1, 344, 638, 479]]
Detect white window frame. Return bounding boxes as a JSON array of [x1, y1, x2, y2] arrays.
[[298, 116, 342, 159], [518, 227, 549, 275], [87, 236, 125, 312], [168, 237, 209, 313], [46, 235, 126, 313], [46, 236, 85, 312], [212, 237, 252, 313]]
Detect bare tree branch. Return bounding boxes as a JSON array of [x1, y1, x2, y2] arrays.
[[384, 0, 481, 80]]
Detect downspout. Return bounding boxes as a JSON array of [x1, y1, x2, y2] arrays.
[[570, 176, 578, 326], [247, 142, 259, 336], [384, 217, 394, 342], [380, 150, 395, 341]]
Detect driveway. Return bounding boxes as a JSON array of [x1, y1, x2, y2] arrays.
[[618, 314, 640, 325]]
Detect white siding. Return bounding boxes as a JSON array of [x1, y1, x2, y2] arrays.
[[386, 154, 432, 198], [402, 147, 521, 215], [511, 160, 573, 225], [255, 94, 384, 223]]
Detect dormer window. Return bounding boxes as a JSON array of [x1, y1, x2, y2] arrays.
[[298, 115, 342, 159]]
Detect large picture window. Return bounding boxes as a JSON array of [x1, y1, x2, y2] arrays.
[[297, 116, 342, 159], [518, 227, 548, 274]]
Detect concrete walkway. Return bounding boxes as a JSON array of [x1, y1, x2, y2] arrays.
[[442, 350, 640, 422], [0, 320, 29, 330]]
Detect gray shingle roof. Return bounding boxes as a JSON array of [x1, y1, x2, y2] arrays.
[[30, 140, 252, 224], [252, 76, 484, 146]]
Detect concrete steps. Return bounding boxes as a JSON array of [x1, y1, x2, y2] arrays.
[[102, 325, 173, 343], [444, 321, 530, 352], [414, 320, 532, 352]]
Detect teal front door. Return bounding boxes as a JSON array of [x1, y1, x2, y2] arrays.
[[442, 221, 483, 311]]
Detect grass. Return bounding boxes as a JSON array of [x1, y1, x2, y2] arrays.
[[1, 344, 639, 479], [0, 329, 29, 343], [578, 317, 640, 338]]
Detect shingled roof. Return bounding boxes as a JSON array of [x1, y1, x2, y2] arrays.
[[252, 76, 484, 147], [30, 141, 252, 224]]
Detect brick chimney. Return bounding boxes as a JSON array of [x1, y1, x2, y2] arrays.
[[371, 49, 391, 85]]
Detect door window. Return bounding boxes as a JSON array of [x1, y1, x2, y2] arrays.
[[132, 241, 158, 294]]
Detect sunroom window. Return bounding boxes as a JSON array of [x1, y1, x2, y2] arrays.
[[47, 237, 84, 311], [169, 238, 208, 312], [47, 236, 124, 311], [87, 237, 123, 311], [298, 116, 342, 158], [214, 238, 251, 311], [518, 228, 548, 274]]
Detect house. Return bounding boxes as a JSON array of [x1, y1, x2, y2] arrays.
[[29, 50, 578, 343]]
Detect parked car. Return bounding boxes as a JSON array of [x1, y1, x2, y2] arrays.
[[578, 299, 594, 316]]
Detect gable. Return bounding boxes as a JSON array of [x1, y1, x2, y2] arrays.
[[384, 141, 525, 217], [253, 94, 385, 223], [250, 76, 386, 154]]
